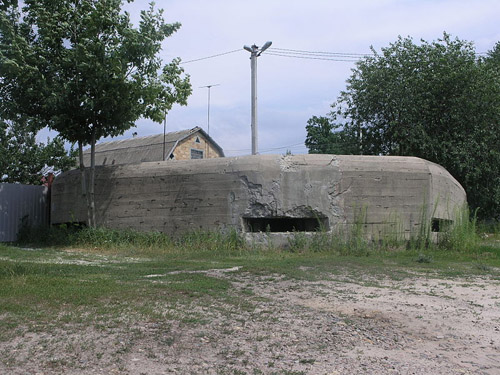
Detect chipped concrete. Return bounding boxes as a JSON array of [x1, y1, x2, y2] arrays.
[[51, 154, 466, 240]]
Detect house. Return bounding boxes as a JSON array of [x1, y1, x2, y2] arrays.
[[82, 126, 224, 166]]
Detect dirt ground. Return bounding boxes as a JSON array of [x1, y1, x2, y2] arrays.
[[2, 268, 499, 375]]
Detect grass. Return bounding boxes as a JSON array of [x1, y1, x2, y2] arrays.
[[1, 216, 499, 373], [1, 217, 499, 337], [0, 251, 236, 341], [0, 224, 498, 374]]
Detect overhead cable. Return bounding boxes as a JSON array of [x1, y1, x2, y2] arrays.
[[268, 47, 373, 57], [225, 141, 305, 153], [265, 52, 360, 62], [181, 49, 242, 64], [181, 46, 490, 65]]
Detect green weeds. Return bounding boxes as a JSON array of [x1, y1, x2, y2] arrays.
[[0, 219, 499, 346], [15, 202, 488, 258], [438, 208, 479, 252]]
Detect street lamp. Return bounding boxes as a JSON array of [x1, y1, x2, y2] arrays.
[[243, 41, 272, 155]]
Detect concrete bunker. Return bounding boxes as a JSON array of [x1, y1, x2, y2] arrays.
[[51, 154, 467, 242]]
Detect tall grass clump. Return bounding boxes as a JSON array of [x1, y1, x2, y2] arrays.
[[176, 228, 244, 256], [408, 202, 434, 251], [286, 206, 406, 256], [15, 205, 482, 256], [375, 212, 406, 250], [439, 207, 479, 252], [17, 224, 175, 253], [17, 224, 246, 256], [341, 205, 372, 255], [74, 226, 173, 251], [287, 231, 310, 252]]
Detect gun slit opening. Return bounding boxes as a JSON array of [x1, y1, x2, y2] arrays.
[[243, 217, 328, 233]]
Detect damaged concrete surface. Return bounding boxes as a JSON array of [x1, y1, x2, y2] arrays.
[[51, 154, 466, 239]]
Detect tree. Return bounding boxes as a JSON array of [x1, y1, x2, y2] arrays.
[[486, 41, 500, 66], [307, 34, 499, 219], [0, 119, 76, 184], [0, 0, 192, 226], [305, 115, 360, 155]]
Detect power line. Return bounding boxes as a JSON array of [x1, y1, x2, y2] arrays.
[[225, 141, 305, 153], [260, 142, 306, 152], [225, 136, 369, 154], [269, 47, 372, 57], [181, 49, 242, 64], [180, 46, 489, 65], [266, 47, 369, 62], [265, 52, 360, 62], [270, 47, 489, 58]]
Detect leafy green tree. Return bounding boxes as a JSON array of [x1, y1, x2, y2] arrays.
[[486, 41, 500, 66], [0, 119, 76, 184], [305, 115, 360, 155], [308, 34, 499, 219], [0, 0, 192, 226]]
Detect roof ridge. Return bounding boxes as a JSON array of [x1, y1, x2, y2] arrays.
[[83, 127, 198, 151]]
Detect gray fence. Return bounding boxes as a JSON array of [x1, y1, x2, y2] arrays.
[[0, 183, 49, 242]]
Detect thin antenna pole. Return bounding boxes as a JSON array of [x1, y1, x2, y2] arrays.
[[163, 111, 167, 160], [200, 84, 220, 158], [208, 87, 211, 135]]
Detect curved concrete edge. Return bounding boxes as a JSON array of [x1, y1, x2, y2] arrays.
[[51, 154, 467, 242]]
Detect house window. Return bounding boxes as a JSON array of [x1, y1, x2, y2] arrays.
[[195, 136, 201, 144], [191, 149, 204, 159]]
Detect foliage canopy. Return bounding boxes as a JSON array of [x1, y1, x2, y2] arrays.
[[306, 34, 500, 219], [1, 0, 191, 145], [0, 119, 75, 184], [0, 0, 192, 225]]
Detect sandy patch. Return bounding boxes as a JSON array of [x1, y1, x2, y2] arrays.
[[1, 272, 499, 374]]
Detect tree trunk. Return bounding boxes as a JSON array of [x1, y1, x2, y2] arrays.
[[89, 127, 96, 227], [78, 141, 91, 227]]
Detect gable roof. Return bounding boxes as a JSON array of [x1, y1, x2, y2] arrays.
[[82, 126, 224, 166]]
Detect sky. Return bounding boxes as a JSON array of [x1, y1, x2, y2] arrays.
[[43, 0, 500, 157]]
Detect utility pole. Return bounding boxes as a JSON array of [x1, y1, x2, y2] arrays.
[[200, 84, 220, 158], [244, 41, 272, 155]]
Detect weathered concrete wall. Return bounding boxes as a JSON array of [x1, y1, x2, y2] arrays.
[[51, 155, 466, 240]]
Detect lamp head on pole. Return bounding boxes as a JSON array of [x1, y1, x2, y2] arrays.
[[244, 42, 272, 56], [261, 41, 272, 52]]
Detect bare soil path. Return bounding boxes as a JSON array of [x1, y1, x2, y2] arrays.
[[2, 268, 499, 374]]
